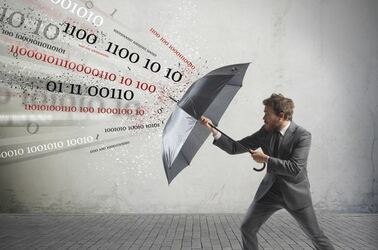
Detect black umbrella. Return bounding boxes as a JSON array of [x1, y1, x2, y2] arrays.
[[162, 63, 265, 184]]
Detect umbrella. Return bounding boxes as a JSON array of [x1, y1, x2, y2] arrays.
[[162, 63, 265, 184]]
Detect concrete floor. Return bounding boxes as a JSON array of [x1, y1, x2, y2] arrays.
[[0, 211, 377, 249]]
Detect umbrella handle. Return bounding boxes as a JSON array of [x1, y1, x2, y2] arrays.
[[253, 163, 266, 172], [208, 123, 266, 172]]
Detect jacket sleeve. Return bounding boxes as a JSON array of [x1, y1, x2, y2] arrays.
[[267, 130, 311, 177], [212, 127, 264, 155]]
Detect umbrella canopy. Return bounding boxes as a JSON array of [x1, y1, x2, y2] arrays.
[[162, 63, 250, 184]]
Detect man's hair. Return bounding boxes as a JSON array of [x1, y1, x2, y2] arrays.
[[263, 93, 295, 121]]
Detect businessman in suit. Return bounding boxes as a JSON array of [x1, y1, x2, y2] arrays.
[[200, 94, 334, 250]]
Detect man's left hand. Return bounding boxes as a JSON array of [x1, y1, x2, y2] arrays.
[[250, 150, 269, 163]]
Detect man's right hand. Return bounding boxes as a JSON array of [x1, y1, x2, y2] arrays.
[[200, 116, 219, 136]]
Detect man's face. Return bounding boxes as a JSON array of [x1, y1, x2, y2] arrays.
[[263, 106, 281, 131]]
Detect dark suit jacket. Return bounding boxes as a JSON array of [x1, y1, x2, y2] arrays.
[[213, 122, 313, 210]]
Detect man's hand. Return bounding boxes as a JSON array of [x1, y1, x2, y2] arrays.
[[250, 150, 269, 163], [200, 116, 218, 136]]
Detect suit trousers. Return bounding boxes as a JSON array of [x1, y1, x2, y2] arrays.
[[241, 190, 335, 250]]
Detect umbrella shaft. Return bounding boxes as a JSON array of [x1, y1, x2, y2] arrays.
[[209, 123, 266, 171], [209, 123, 250, 153]]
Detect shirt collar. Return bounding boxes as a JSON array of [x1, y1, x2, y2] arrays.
[[279, 121, 291, 136]]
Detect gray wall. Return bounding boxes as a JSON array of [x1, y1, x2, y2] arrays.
[[0, 0, 377, 213]]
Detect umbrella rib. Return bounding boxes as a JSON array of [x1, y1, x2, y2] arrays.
[[180, 150, 191, 165], [189, 97, 198, 118]]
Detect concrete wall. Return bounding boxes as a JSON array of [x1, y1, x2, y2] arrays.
[[0, 0, 377, 213]]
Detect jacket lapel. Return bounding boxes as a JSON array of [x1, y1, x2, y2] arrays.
[[277, 122, 297, 158]]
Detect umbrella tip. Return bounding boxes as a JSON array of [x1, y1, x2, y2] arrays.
[[169, 96, 178, 103]]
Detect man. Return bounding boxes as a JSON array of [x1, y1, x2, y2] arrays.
[[200, 94, 334, 250]]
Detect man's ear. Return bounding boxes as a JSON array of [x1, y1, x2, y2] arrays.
[[278, 112, 285, 120]]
